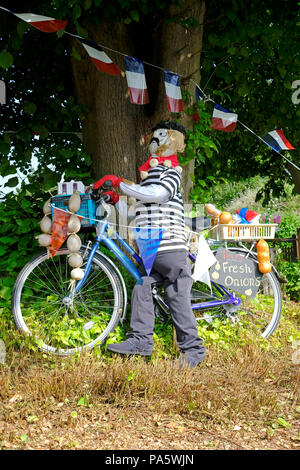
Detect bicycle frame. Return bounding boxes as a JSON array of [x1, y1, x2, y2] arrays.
[[70, 218, 241, 311]]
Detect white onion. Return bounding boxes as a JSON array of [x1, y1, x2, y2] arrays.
[[68, 253, 83, 268], [67, 214, 81, 233], [70, 267, 85, 280], [40, 216, 52, 234], [43, 199, 52, 215], [38, 233, 51, 247], [67, 233, 81, 252], [68, 191, 81, 213]]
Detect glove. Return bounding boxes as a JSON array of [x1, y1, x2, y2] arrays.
[[93, 174, 123, 190], [102, 191, 120, 205]]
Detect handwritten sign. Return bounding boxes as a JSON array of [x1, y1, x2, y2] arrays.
[[209, 248, 263, 298]]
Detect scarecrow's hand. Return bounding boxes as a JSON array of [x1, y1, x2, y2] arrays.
[[93, 174, 123, 189]]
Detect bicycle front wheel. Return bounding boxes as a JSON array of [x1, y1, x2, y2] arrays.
[[191, 248, 282, 338], [12, 248, 124, 355]]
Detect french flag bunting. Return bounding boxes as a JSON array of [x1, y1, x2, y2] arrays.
[[13, 12, 67, 32], [80, 39, 121, 75], [211, 104, 237, 132], [195, 84, 205, 101], [163, 71, 183, 112], [261, 129, 295, 151], [124, 56, 149, 104]]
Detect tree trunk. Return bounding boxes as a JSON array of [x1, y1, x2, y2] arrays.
[[71, 1, 205, 200]]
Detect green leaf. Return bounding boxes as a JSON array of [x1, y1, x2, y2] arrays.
[[27, 415, 38, 423], [0, 142, 10, 155], [277, 417, 291, 428], [73, 5, 82, 21], [24, 102, 37, 114], [72, 45, 81, 61], [77, 394, 89, 406], [20, 434, 28, 442], [0, 50, 13, 69], [6, 177, 19, 188], [17, 21, 29, 36], [130, 10, 139, 22]]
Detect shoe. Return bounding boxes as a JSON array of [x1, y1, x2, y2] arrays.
[[178, 351, 206, 369], [107, 338, 153, 356]]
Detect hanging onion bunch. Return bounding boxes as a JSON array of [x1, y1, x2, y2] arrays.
[[256, 238, 271, 274], [37, 198, 52, 248], [66, 191, 84, 282]]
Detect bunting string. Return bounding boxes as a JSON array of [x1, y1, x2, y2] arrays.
[[0, 5, 299, 172]]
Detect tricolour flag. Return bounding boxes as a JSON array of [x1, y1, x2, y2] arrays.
[[195, 84, 205, 101], [261, 129, 294, 152], [211, 104, 238, 132], [163, 71, 183, 112], [13, 13, 67, 32], [124, 57, 149, 104], [80, 39, 121, 75]]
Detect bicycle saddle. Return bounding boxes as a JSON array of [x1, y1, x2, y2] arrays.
[[184, 216, 211, 231]]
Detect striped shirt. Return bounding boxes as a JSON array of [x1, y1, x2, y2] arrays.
[[135, 165, 187, 253]]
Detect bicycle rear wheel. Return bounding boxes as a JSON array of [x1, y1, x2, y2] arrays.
[[191, 248, 282, 338], [12, 248, 124, 355]]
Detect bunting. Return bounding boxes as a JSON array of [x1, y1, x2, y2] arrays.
[[261, 129, 295, 152], [0, 5, 298, 171], [211, 104, 238, 132], [195, 84, 205, 102], [124, 56, 149, 104], [80, 38, 121, 76], [49, 208, 71, 257], [133, 227, 164, 275], [163, 71, 183, 112], [13, 12, 67, 32]]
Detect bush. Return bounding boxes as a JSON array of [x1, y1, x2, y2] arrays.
[[277, 261, 300, 302]]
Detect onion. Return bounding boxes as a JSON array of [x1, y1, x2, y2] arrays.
[[258, 261, 271, 274], [68, 253, 83, 268], [68, 191, 81, 213], [40, 215, 52, 234], [43, 199, 52, 215], [257, 251, 270, 263], [67, 233, 81, 252], [37, 233, 51, 247], [67, 214, 81, 233], [219, 211, 233, 224], [256, 239, 269, 251], [70, 267, 85, 280]]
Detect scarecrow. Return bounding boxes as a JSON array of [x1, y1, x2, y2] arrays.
[[94, 121, 206, 368]]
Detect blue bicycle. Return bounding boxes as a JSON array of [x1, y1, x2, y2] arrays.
[[12, 189, 282, 356]]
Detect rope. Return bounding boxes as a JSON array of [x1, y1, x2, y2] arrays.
[[50, 204, 208, 237], [1, 5, 298, 171]]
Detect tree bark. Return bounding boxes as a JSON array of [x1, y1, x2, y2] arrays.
[[71, 1, 205, 200]]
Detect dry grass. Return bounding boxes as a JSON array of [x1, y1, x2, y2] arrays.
[[0, 302, 299, 450]]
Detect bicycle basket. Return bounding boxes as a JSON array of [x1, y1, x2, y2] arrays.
[[210, 223, 277, 241], [51, 193, 100, 228]]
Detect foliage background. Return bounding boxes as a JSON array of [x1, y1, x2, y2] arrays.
[[0, 0, 300, 306]]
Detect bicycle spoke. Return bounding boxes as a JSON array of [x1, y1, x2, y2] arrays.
[[13, 249, 123, 355]]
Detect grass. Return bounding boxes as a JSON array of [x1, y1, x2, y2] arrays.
[[0, 299, 299, 450]]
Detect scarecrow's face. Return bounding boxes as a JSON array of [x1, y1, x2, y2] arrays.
[[149, 128, 169, 155]]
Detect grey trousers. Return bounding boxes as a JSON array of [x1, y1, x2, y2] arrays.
[[128, 250, 205, 361]]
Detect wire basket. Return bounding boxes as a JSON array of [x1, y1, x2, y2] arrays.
[[51, 194, 99, 228], [210, 224, 277, 241]]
